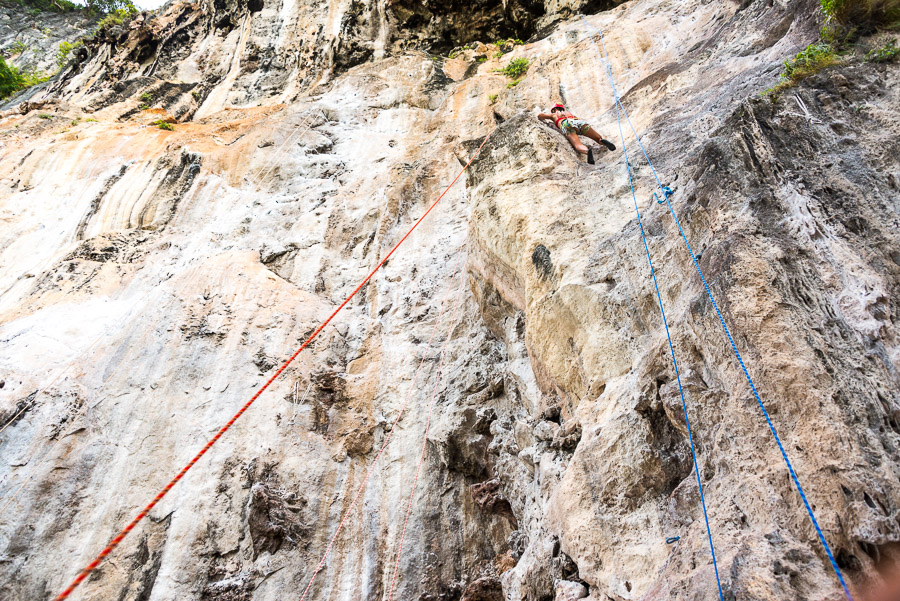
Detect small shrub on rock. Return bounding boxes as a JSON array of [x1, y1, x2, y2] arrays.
[[0, 57, 25, 99], [57, 40, 84, 69], [866, 37, 899, 60], [498, 57, 529, 79], [8, 40, 28, 56], [765, 43, 840, 95], [821, 0, 900, 30], [93, 4, 139, 35]]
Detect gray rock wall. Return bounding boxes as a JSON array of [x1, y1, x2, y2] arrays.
[[0, 1, 97, 76], [0, 0, 898, 600]]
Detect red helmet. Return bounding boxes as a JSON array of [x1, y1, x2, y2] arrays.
[[551, 103, 566, 112]]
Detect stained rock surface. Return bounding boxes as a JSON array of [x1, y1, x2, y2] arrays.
[[0, 0, 898, 600]]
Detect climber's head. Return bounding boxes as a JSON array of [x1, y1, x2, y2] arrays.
[[551, 104, 566, 113]]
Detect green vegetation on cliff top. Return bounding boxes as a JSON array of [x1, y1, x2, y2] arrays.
[[0, 0, 139, 100], [2, 0, 136, 15], [821, 0, 900, 30], [764, 0, 899, 96]]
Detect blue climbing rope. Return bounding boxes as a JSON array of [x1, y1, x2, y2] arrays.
[[577, 15, 724, 601], [579, 15, 855, 601]]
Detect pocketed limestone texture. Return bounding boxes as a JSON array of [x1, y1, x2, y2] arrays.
[[0, 0, 897, 600]]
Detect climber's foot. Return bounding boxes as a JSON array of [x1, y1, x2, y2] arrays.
[[587, 148, 595, 165], [600, 139, 616, 151]]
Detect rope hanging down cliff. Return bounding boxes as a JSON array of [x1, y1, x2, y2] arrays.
[[574, 17, 724, 601], [53, 130, 495, 601], [579, 14, 854, 601]]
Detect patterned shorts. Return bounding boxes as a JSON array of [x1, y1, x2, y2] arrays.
[[559, 118, 591, 136]]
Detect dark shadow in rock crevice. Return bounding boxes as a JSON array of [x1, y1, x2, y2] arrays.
[[636, 377, 694, 498]]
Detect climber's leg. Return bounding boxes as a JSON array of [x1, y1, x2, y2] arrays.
[[584, 127, 616, 152], [565, 132, 589, 155], [565, 132, 595, 164]]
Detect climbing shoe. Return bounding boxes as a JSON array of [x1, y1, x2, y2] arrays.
[[600, 139, 616, 151], [587, 148, 595, 165]]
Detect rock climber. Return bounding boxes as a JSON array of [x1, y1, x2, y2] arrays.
[[537, 104, 616, 164]]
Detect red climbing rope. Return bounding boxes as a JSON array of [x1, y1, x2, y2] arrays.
[[53, 129, 493, 601], [297, 244, 467, 601]]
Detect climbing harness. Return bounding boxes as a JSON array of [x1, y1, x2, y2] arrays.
[[580, 14, 854, 601], [297, 243, 469, 601], [53, 129, 495, 601], [577, 16, 724, 601]]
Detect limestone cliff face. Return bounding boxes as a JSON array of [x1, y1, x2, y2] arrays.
[[0, 1, 898, 601], [0, 2, 97, 79]]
